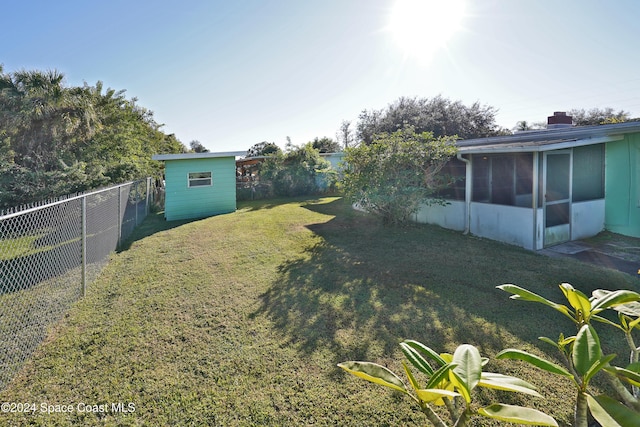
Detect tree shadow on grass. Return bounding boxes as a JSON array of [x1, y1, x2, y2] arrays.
[[117, 212, 207, 252], [251, 198, 595, 367]]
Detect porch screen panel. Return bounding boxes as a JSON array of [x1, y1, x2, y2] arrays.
[[472, 156, 490, 202], [491, 156, 515, 205], [546, 155, 570, 201], [437, 158, 466, 200], [572, 144, 604, 202], [515, 153, 533, 207]]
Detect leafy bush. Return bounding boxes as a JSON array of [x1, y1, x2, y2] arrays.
[[339, 342, 557, 426], [342, 126, 457, 226], [498, 283, 640, 426], [340, 283, 640, 426], [260, 143, 336, 197]]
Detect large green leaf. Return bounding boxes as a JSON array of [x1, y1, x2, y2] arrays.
[[584, 353, 617, 385], [338, 361, 407, 394], [538, 336, 561, 350], [629, 316, 640, 330], [402, 340, 447, 367], [449, 369, 472, 404], [560, 283, 592, 322], [452, 344, 482, 393], [497, 284, 573, 320], [496, 349, 573, 378], [402, 361, 420, 391], [400, 341, 433, 376], [591, 313, 625, 330], [603, 365, 640, 387], [478, 403, 558, 426], [426, 362, 457, 390], [592, 289, 640, 317], [415, 388, 461, 404], [573, 325, 602, 377], [586, 394, 640, 427], [478, 372, 542, 397], [626, 362, 640, 373]]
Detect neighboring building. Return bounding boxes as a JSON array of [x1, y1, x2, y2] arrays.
[[417, 113, 640, 250], [152, 151, 245, 221], [320, 152, 346, 170]]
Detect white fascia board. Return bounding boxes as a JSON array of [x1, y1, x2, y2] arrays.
[[458, 135, 623, 155], [152, 151, 247, 161]]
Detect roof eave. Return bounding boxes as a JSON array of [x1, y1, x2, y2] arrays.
[[457, 134, 623, 154], [152, 151, 247, 161]]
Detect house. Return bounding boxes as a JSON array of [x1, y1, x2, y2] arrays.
[[416, 113, 640, 250], [152, 151, 245, 221], [320, 152, 346, 170]]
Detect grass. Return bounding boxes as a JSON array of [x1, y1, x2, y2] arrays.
[[0, 196, 638, 426]]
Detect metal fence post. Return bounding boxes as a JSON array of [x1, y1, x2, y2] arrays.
[[118, 185, 123, 248], [135, 182, 139, 226], [81, 196, 87, 297], [146, 177, 151, 218]]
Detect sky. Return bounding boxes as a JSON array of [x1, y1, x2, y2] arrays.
[[3, 0, 640, 153]]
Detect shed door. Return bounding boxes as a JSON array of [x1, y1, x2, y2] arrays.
[[543, 151, 572, 247]]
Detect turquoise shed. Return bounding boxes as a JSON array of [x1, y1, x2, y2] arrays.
[[152, 151, 245, 221]]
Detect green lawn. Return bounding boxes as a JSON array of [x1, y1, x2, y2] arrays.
[[1, 197, 638, 426]]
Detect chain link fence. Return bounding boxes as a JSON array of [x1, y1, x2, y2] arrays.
[[0, 178, 153, 390]]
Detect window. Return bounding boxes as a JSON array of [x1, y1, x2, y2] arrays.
[[188, 172, 212, 187], [437, 158, 466, 200], [471, 153, 533, 207], [572, 144, 604, 202], [472, 156, 490, 202]]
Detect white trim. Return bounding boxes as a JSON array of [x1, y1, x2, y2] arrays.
[[152, 151, 246, 161], [187, 171, 213, 188], [458, 135, 622, 154]]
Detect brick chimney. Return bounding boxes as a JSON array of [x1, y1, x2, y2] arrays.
[[547, 111, 573, 129]]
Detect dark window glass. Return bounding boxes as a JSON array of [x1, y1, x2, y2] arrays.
[[572, 144, 604, 202], [472, 153, 533, 207], [437, 158, 466, 200], [472, 155, 490, 202], [491, 156, 515, 205]]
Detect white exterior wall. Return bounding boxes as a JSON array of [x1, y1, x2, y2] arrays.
[[571, 199, 605, 241], [470, 203, 535, 250], [535, 208, 544, 250], [414, 201, 466, 231], [320, 152, 345, 170], [411, 199, 604, 251]]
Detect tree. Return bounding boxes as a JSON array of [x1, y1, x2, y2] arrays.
[[310, 136, 340, 153], [568, 107, 631, 126], [0, 68, 186, 208], [336, 120, 354, 149], [260, 143, 334, 197], [0, 69, 98, 173], [247, 141, 281, 157], [356, 96, 501, 145], [512, 120, 545, 132], [343, 126, 457, 225], [189, 140, 209, 153]]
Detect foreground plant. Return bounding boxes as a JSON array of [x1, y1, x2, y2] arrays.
[[497, 283, 640, 426], [339, 341, 557, 426]]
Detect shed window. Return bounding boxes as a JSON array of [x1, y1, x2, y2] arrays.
[[572, 144, 604, 202], [188, 172, 212, 187]]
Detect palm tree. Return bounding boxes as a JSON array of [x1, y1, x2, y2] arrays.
[[6, 70, 97, 172]]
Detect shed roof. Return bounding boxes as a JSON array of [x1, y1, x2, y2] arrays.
[[457, 121, 640, 154], [152, 151, 246, 161]]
